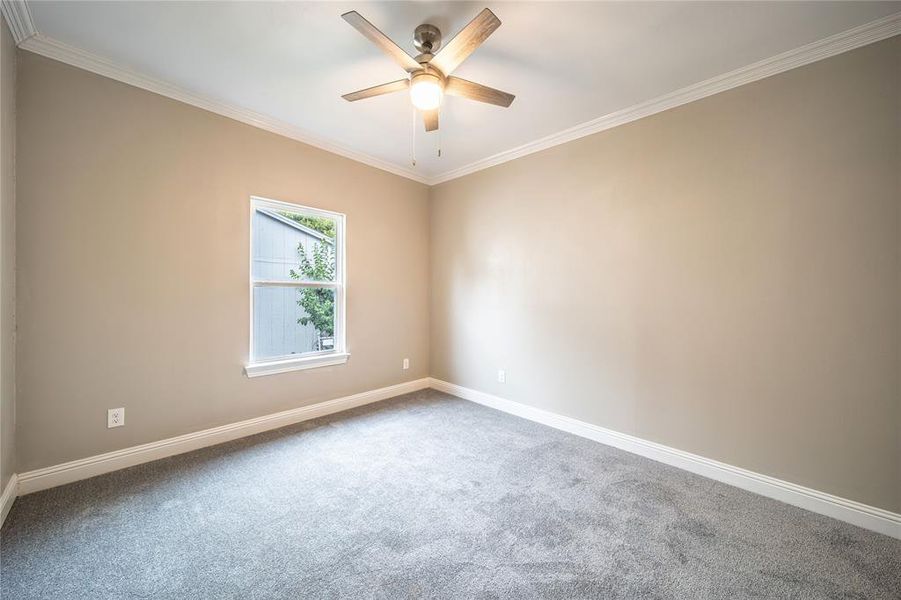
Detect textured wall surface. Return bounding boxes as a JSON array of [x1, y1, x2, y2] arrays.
[[15, 51, 430, 471], [10, 32, 901, 517], [0, 18, 17, 494], [430, 38, 900, 512]]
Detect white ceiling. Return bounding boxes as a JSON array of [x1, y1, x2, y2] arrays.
[[24, 1, 901, 182]]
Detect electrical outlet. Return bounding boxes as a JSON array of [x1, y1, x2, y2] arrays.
[[108, 407, 125, 428], [403, 358, 410, 370], [497, 369, 506, 384]]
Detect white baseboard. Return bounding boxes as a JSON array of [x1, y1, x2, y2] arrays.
[[1, 473, 17, 526], [428, 378, 901, 540], [8, 376, 899, 540], [15, 378, 430, 496]]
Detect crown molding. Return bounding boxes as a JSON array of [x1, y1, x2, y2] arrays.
[[0, 0, 36, 44], [429, 11, 901, 185], [11, 7, 901, 187], [18, 33, 430, 185]]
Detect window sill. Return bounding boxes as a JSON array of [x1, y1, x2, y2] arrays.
[[244, 352, 350, 378]]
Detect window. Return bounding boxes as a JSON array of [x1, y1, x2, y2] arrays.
[[245, 196, 347, 377]]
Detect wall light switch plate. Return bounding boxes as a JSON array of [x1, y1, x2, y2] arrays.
[[403, 358, 410, 370], [108, 407, 125, 428], [498, 370, 506, 384]]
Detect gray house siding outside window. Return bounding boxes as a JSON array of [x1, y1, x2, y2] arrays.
[[251, 209, 333, 359]]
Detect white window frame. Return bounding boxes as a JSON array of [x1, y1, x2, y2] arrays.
[[244, 196, 348, 378]]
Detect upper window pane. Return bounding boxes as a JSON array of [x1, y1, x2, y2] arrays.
[[251, 208, 337, 283]]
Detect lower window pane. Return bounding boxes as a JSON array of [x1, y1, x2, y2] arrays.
[[253, 286, 336, 361]]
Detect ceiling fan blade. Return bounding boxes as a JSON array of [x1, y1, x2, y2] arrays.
[[430, 8, 501, 76], [445, 77, 514, 108], [423, 109, 439, 132], [342, 79, 409, 102], [342, 11, 422, 73]]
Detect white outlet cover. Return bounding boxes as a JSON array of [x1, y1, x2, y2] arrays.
[[403, 358, 410, 370], [108, 407, 125, 428], [498, 370, 506, 384]]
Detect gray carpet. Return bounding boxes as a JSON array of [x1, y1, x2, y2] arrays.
[[1, 389, 899, 599]]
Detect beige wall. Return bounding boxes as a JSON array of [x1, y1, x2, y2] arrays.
[[15, 52, 430, 472], [430, 38, 900, 512], [0, 19, 16, 492], [11, 34, 900, 514]]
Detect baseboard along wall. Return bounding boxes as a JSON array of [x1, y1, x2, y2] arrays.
[[0, 473, 17, 525], [427, 378, 900, 540], [12, 378, 430, 498], [2, 376, 898, 540]]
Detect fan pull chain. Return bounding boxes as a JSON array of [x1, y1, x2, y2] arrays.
[[410, 107, 417, 167], [437, 126, 441, 158]]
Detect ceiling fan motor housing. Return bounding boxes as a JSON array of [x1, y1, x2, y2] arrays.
[[413, 24, 442, 56]]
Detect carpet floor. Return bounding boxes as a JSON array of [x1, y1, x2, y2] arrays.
[[1, 389, 899, 599]]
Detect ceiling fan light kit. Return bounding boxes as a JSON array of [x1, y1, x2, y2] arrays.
[[409, 71, 444, 111], [341, 7, 515, 138]]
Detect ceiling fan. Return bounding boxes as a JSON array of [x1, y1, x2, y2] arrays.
[[341, 8, 515, 132]]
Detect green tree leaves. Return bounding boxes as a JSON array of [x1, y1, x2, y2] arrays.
[[290, 242, 336, 342], [279, 212, 336, 239]]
